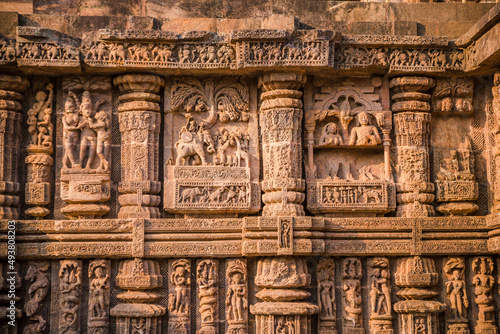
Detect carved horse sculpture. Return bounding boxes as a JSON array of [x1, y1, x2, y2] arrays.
[[175, 130, 216, 166]]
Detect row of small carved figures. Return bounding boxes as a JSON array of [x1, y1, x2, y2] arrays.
[[178, 185, 248, 205], [247, 41, 323, 61], [0, 42, 79, 61], [83, 42, 236, 64], [335, 46, 464, 68]]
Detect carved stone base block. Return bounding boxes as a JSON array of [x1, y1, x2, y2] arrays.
[[319, 319, 337, 334], [475, 324, 498, 334], [447, 323, 470, 334], [344, 327, 365, 334], [370, 319, 393, 334]]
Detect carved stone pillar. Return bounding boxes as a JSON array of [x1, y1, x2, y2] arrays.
[[259, 72, 306, 216], [250, 257, 318, 334], [111, 259, 165, 334], [114, 74, 164, 218], [0, 75, 29, 219], [394, 256, 445, 334], [390, 77, 435, 217]]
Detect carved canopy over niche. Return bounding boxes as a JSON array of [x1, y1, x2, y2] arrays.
[[305, 77, 395, 215], [164, 76, 260, 214]]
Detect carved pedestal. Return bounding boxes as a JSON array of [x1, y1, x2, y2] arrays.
[[394, 257, 445, 334], [250, 257, 319, 334], [390, 77, 435, 217], [0, 75, 29, 219], [259, 72, 306, 216], [111, 259, 165, 334], [114, 74, 164, 218], [60, 76, 112, 219]]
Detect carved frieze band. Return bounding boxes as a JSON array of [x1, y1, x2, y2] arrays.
[[0, 28, 468, 73]]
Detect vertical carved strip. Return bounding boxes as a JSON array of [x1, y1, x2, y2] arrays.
[[443, 257, 469, 334], [23, 262, 50, 333], [25, 81, 54, 219], [317, 258, 336, 334], [390, 77, 435, 217], [369, 258, 393, 334], [88, 259, 110, 334], [259, 72, 306, 216], [226, 259, 248, 334], [471, 257, 497, 334], [197, 259, 218, 334], [251, 257, 318, 334], [394, 256, 445, 334], [58, 260, 82, 334], [114, 74, 164, 218], [491, 73, 500, 213], [168, 259, 191, 334], [111, 259, 165, 334], [341, 258, 363, 334], [0, 75, 29, 219], [60, 76, 112, 219]]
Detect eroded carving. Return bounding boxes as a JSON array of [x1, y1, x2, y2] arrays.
[[24, 263, 50, 334], [169, 259, 191, 334], [317, 258, 336, 334], [472, 257, 497, 334], [59, 260, 82, 334], [226, 259, 248, 334], [88, 260, 110, 334], [342, 258, 363, 333], [197, 259, 218, 334]]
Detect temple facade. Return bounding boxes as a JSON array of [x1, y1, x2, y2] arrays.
[[2, 1, 500, 333]]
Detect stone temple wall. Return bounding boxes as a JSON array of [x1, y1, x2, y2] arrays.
[[3, 1, 500, 334]]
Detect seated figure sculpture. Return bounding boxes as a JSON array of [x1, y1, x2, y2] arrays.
[[349, 111, 382, 146], [318, 122, 343, 147]]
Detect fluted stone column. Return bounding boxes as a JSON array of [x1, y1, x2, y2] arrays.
[[114, 74, 164, 218], [390, 77, 435, 217], [0, 75, 29, 219], [259, 72, 306, 216]]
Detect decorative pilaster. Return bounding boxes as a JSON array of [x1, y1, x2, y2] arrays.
[[0, 75, 29, 219], [114, 74, 164, 218], [168, 259, 191, 334], [259, 72, 306, 216], [390, 77, 435, 217], [111, 259, 165, 334], [25, 82, 54, 219], [197, 259, 219, 334], [394, 256, 445, 334], [88, 259, 110, 334], [250, 257, 319, 334], [491, 73, 500, 213]]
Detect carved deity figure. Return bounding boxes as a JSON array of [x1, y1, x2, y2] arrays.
[[28, 83, 54, 148], [89, 262, 109, 319], [89, 109, 111, 170], [317, 259, 335, 319], [349, 111, 381, 146], [318, 122, 343, 147], [77, 91, 98, 169], [342, 258, 362, 328], [226, 260, 248, 323], [62, 91, 81, 168], [472, 257, 495, 323], [197, 260, 218, 333], [131, 318, 146, 334], [369, 258, 391, 317], [170, 259, 190, 315], [444, 258, 468, 320]]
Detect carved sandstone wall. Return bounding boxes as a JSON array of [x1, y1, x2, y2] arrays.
[[3, 2, 500, 334]]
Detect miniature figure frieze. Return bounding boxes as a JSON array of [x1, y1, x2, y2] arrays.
[[25, 81, 54, 219], [434, 137, 478, 216], [58, 260, 82, 334], [24, 263, 50, 334], [17, 42, 79, 68], [444, 258, 469, 334], [84, 40, 236, 69], [226, 259, 248, 334], [0, 39, 17, 65], [165, 76, 260, 214], [88, 260, 110, 334], [336, 46, 464, 72], [369, 258, 393, 334], [197, 259, 219, 334], [471, 257, 497, 334], [60, 76, 112, 219], [305, 78, 394, 215], [317, 258, 337, 334], [168, 259, 191, 334], [433, 77, 474, 114]]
